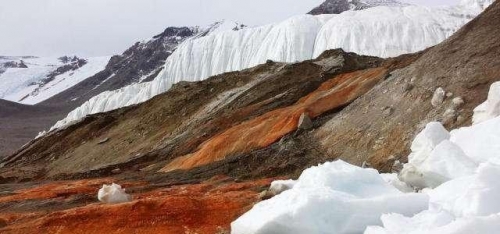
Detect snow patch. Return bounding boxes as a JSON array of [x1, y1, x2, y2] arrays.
[[380, 173, 414, 193], [460, 0, 494, 10], [231, 161, 428, 234], [371, 163, 500, 233], [400, 114, 500, 189], [97, 183, 132, 204], [473, 81, 500, 124]]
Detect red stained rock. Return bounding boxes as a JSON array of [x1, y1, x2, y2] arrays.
[[0, 178, 273, 234], [161, 68, 388, 172], [0, 178, 143, 203]]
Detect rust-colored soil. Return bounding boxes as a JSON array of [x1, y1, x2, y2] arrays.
[[0, 177, 273, 234]]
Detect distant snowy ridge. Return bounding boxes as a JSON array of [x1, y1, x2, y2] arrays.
[[50, 0, 492, 131], [0, 56, 110, 104]]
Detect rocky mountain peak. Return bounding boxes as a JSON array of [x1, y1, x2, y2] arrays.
[[308, 0, 408, 15], [0, 57, 30, 75], [308, 0, 352, 14], [153, 27, 198, 39]]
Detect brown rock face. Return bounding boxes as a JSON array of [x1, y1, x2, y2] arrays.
[[298, 112, 313, 130], [161, 68, 388, 172], [1, 49, 383, 180]]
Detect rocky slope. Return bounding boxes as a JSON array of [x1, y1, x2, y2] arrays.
[[1, 49, 386, 180], [0, 100, 70, 158], [0, 1, 499, 233]]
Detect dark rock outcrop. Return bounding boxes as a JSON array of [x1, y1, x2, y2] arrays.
[[19, 57, 89, 102], [308, 0, 408, 15], [0, 58, 29, 75], [308, 0, 352, 14]]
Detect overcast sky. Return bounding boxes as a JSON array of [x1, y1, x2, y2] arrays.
[[0, 0, 461, 57]]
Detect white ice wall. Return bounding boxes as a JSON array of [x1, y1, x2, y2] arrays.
[[50, 1, 492, 131]]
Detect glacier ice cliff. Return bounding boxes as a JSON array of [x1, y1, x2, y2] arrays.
[[50, 0, 493, 131]]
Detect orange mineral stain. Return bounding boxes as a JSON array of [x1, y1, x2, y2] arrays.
[[161, 68, 388, 172]]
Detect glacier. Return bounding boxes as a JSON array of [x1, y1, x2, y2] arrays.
[[50, 0, 493, 131]]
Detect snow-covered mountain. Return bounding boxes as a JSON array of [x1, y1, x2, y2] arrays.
[[308, 0, 409, 15], [42, 20, 246, 107], [49, 0, 492, 131], [0, 56, 109, 105]]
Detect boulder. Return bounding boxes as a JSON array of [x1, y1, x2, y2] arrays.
[[298, 113, 313, 130]]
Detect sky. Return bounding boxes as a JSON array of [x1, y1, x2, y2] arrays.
[[0, 0, 462, 57]]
